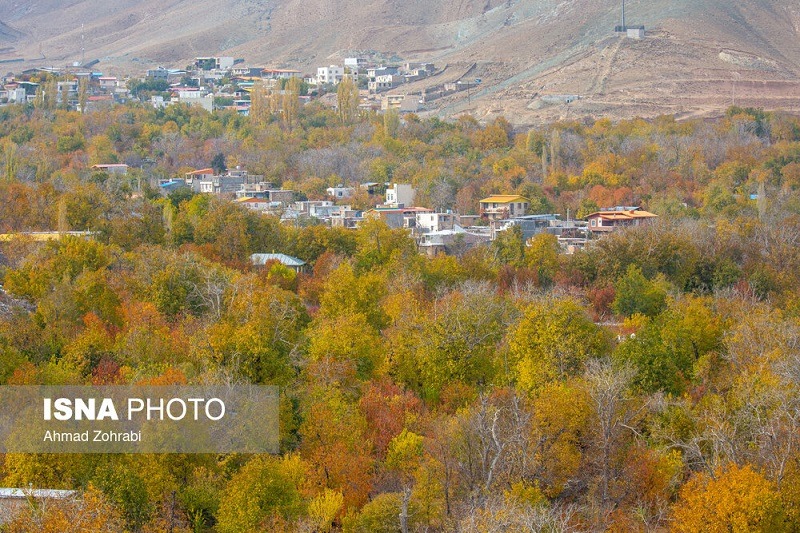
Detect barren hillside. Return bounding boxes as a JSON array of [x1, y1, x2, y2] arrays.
[[0, 0, 798, 124]]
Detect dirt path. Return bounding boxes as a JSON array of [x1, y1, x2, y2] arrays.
[[589, 35, 624, 95]]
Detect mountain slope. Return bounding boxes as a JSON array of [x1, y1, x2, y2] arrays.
[[1, 0, 798, 123]]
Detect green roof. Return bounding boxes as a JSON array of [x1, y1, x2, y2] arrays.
[[250, 253, 306, 267]]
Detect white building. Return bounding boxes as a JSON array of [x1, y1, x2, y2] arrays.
[[385, 183, 416, 208], [344, 58, 367, 70], [316, 65, 344, 85], [326, 186, 355, 199], [627, 27, 645, 39], [179, 93, 213, 112], [367, 67, 401, 93], [98, 77, 118, 91], [4, 88, 26, 103], [416, 212, 456, 233], [344, 58, 367, 78]]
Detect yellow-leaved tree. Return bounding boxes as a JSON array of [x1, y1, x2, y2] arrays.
[[510, 297, 610, 392], [671, 464, 787, 533]]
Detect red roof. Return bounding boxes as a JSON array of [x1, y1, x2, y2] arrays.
[[187, 168, 214, 175]]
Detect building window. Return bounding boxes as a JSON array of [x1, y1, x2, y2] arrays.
[[591, 219, 596, 227]]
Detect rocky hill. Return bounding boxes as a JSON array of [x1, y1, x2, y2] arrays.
[[1, 0, 798, 124]]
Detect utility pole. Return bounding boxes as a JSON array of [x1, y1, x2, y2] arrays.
[[621, 0, 626, 30]]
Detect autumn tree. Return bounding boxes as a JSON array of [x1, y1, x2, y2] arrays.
[[672, 464, 787, 533], [4, 485, 125, 533], [305, 312, 383, 389], [337, 77, 359, 124], [396, 282, 510, 402], [510, 297, 609, 392], [300, 387, 374, 510], [282, 76, 301, 128], [525, 232, 560, 287], [216, 455, 306, 532]]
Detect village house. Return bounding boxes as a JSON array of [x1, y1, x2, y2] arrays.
[[367, 66, 400, 93], [364, 206, 431, 230], [381, 94, 419, 113], [316, 65, 344, 85], [264, 189, 295, 206], [56, 79, 79, 106], [92, 163, 129, 175], [479, 195, 530, 221], [457, 214, 481, 227], [147, 68, 170, 80], [98, 77, 118, 91], [198, 175, 245, 194], [403, 62, 435, 79], [418, 226, 491, 257], [262, 69, 302, 80], [184, 168, 215, 190], [326, 185, 355, 199], [360, 182, 386, 195], [330, 206, 363, 228], [284, 201, 347, 223], [85, 94, 115, 111], [236, 197, 280, 212], [231, 66, 258, 77], [585, 206, 658, 233], [384, 183, 416, 208], [310, 203, 347, 219], [0, 85, 27, 104], [416, 212, 456, 233], [234, 182, 294, 206], [171, 87, 214, 112], [292, 200, 333, 215], [344, 58, 368, 68]]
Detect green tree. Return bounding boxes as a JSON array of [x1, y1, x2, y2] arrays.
[[211, 152, 226, 174], [216, 455, 305, 533], [396, 283, 509, 402], [354, 218, 417, 272], [492, 224, 525, 267], [613, 264, 669, 318]]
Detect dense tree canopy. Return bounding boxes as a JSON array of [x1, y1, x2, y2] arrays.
[[1, 99, 800, 530]]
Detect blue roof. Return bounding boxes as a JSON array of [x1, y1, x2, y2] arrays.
[[250, 253, 306, 267], [159, 180, 186, 188]]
